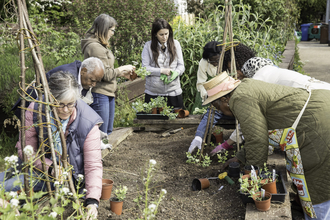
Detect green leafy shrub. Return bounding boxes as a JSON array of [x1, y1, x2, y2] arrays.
[[64, 0, 177, 66], [173, 3, 292, 111]]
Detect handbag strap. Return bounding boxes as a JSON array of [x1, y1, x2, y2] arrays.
[[292, 87, 311, 129]]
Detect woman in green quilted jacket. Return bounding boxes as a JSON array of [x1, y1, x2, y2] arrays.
[[202, 72, 330, 219]]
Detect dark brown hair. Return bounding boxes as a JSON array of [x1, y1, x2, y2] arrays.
[[150, 18, 177, 67]]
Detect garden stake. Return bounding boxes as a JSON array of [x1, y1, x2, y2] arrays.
[[17, 0, 29, 194], [206, 106, 216, 148], [200, 106, 213, 162]]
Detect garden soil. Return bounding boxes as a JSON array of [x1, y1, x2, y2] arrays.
[[91, 126, 304, 220], [97, 127, 246, 220]]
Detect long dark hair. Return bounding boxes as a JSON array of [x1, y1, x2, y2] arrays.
[[150, 18, 177, 67]]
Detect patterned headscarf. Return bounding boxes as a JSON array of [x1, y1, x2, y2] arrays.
[[241, 57, 274, 78]]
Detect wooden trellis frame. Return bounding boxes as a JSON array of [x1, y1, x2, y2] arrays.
[[15, 0, 83, 215], [200, 0, 241, 157]]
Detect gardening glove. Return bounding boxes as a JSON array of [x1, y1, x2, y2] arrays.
[[86, 204, 98, 220], [160, 70, 179, 84], [101, 140, 112, 150], [210, 140, 234, 156], [100, 130, 108, 140], [188, 136, 202, 153]]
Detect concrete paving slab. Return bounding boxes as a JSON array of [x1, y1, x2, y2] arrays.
[[298, 41, 330, 83]]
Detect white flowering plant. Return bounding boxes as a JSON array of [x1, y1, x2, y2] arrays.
[[0, 152, 92, 219], [134, 159, 167, 220]]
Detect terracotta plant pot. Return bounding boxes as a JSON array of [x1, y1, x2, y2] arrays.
[[178, 109, 189, 118], [130, 71, 138, 80], [212, 132, 223, 144], [100, 179, 114, 200], [110, 198, 124, 215], [252, 191, 272, 211], [261, 179, 277, 194], [158, 107, 163, 114], [228, 162, 241, 178], [244, 165, 259, 175], [192, 178, 210, 191], [151, 108, 158, 114]]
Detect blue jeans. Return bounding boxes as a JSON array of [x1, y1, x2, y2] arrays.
[[90, 93, 115, 135], [0, 168, 49, 192], [195, 109, 234, 138], [304, 199, 330, 220]]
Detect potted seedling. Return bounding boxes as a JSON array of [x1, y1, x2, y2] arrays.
[[110, 185, 128, 215], [238, 168, 260, 205], [212, 127, 224, 145], [238, 165, 272, 211], [259, 163, 278, 194]]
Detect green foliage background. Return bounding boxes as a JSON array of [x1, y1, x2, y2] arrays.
[[0, 0, 306, 156]]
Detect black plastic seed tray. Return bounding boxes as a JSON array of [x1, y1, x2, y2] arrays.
[[271, 171, 287, 203], [136, 113, 169, 120]]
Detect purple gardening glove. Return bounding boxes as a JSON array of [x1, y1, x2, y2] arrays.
[[210, 140, 233, 156]]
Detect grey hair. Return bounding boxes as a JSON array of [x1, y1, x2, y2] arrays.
[[86, 14, 117, 47], [48, 71, 80, 102], [81, 57, 105, 74]]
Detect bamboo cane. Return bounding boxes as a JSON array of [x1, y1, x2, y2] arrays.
[[199, 106, 212, 162], [17, 0, 29, 194], [206, 106, 216, 149]]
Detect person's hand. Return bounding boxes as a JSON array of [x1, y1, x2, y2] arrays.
[[118, 65, 136, 79], [161, 68, 171, 76], [86, 204, 98, 220], [188, 136, 202, 153], [100, 130, 108, 140], [210, 140, 233, 156], [222, 157, 239, 170]]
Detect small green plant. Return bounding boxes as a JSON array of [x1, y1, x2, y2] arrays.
[[135, 67, 151, 80], [213, 126, 223, 135], [186, 150, 211, 167], [217, 151, 228, 164], [259, 163, 278, 185], [193, 107, 208, 115], [238, 173, 260, 197], [114, 185, 128, 201], [201, 154, 212, 168]]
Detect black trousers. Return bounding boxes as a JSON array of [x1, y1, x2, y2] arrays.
[[144, 94, 184, 109]]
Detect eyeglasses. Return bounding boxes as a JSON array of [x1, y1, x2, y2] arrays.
[[58, 102, 76, 109], [110, 28, 115, 33]]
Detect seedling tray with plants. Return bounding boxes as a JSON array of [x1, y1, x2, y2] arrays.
[[239, 171, 287, 205]]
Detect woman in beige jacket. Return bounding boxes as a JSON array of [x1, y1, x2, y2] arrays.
[[81, 14, 135, 134]]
